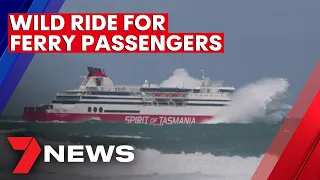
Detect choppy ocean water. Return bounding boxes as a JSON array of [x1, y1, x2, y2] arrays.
[[0, 119, 281, 180]]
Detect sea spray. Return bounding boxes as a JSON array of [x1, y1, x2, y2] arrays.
[[211, 78, 290, 124], [160, 68, 222, 88], [160, 68, 290, 124]]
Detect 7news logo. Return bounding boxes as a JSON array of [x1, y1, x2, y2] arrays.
[[7, 137, 135, 174]]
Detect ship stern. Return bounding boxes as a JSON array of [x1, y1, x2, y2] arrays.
[[23, 106, 49, 121]]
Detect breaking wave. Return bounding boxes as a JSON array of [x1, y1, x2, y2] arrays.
[[0, 120, 278, 180], [160, 68, 290, 124], [0, 133, 262, 180], [36, 148, 262, 180], [210, 78, 290, 124]]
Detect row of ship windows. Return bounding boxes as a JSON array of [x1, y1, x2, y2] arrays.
[[88, 107, 103, 113], [87, 107, 140, 113], [58, 91, 233, 97], [191, 94, 229, 97], [57, 94, 230, 100]]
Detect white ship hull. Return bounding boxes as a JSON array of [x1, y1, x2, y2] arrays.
[[24, 103, 225, 124], [23, 67, 234, 125]]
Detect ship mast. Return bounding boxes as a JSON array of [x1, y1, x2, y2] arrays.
[[201, 68, 205, 81], [200, 68, 205, 87], [200, 68, 211, 93]]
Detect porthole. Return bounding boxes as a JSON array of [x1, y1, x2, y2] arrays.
[[88, 107, 92, 112], [93, 107, 97, 112], [99, 107, 103, 113]]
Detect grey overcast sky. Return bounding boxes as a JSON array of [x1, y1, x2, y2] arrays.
[[3, 0, 320, 115]]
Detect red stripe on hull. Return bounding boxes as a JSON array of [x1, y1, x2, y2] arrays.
[[23, 112, 213, 125]]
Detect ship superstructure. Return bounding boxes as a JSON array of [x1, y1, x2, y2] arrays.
[[23, 67, 235, 124]]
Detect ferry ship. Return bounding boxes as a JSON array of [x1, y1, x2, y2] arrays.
[[23, 67, 235, 125]]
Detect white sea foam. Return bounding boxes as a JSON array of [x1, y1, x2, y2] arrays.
[[0, 135, 264, 180], [99, 134, 151, 139], [210, 78, 290, 124], [161, 68, 290, 124], [32, 148, 264, 180], [35, 120, 68, 123]]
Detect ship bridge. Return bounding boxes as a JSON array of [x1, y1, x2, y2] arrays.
[[197, 69, 235, 94], [217, 86, 236, 94]]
